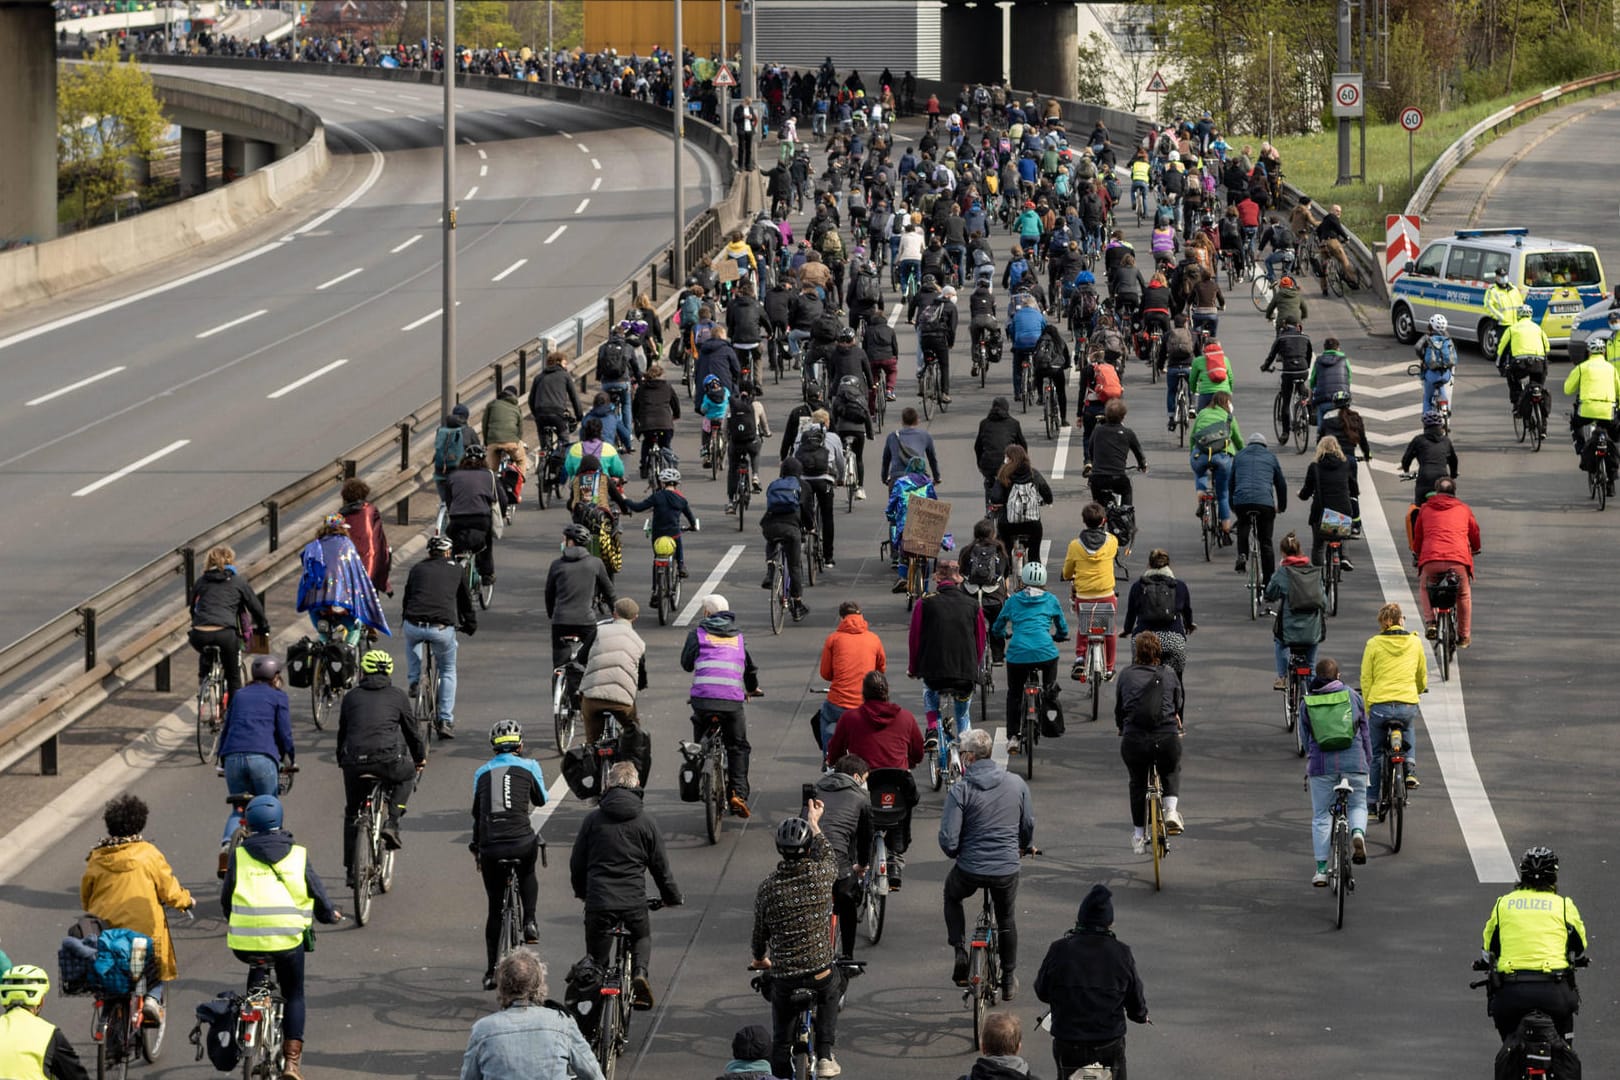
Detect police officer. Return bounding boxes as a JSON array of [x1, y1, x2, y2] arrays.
[[1479, 846, 1587, 1041], [1484, 268, 1525, 337], [0, 966, 89, 1080]]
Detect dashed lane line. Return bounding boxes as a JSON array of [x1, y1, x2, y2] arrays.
[[315, 268, 363, 290], [591, 177, 602, 192], [72, 439, 190, 497], [674, 545, 747, 625], [391, 234, 422, 254], [25, 367, 126, 407], [575, 198, 590, 214], [544, 225, 568, 244], [267, 358, 348, 399], [491, 258, 528, 283], [465, 185, 479, 201], [196, 309, 267, 339], [591, 158, 602, 170]]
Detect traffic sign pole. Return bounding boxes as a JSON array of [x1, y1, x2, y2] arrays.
[[1398, 107, 1424, 194]]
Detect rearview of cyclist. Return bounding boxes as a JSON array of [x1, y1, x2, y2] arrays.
[[991, 563, 1068, 755], [681, 594, 763, 818], [471, 720, 548, 991], [337, 650, 425, 866], [0, 965, 90, 1080], [1479, 846, 1587, 1042]]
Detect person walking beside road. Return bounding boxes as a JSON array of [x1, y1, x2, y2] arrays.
[[1412, 477, 1481, 648], [734, 96, 757, 170], [337, 650, 425, 862], [402, 534, 476, 739], [682, 595, 763, 818], [908, 561, 986, 749], [817, 601, 886, 753], [1360, 603, 1428, 802], [545, 523, 615, 666], [940, 728, 1034, 1001], [1263, 531, 1326, 691], [958, 1013, 1043, 1080], [0, 965, 90, 1080], [1034, 884, 1150, 1079], [215, 656, 294, 869], [482, 385, 528, 482], [188, 544, 269, 700], [1230, 431, 1286, 583], [80, 795, 195, 1025], [471, 721, 548, 991], [458, 949, 604, 1080], [826, 672, 924, 890], [1299, 657, 1371, 885], [570, 761, 683, 1011], [222, 794, 343, 1080]]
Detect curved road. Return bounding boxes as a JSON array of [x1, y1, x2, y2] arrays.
[[0, 67, 718, 643]]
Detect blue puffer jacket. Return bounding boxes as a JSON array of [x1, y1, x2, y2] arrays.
[[990, 587, 1068, 664], [1229, 441, 1288, 510], [218, 682, 295, 763]]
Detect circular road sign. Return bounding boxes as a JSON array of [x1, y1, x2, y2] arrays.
[[1400, 107, 1424, 132], [1335, 81, 1361, 109]]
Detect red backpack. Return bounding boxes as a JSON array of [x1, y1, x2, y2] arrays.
[[1092, 362, 1122, 401], [1203, 342, 1228, 384]]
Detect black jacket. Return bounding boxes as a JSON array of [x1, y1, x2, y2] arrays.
[[989, 465, 1054, 520], [545, 546, 614, 625], [726, 295, 768, 346], [1087, 422, 1146, 478], [974, 403, 1027, 479], [401, 556, 476, 633], [1300, 456, 1358, 522], [336, 673, 425, 767], [912, 582, 982, 688], [827, 344, 873, 389], [569, 786, 682, 911], [789, 290, 825, 332], [810, 771, 873, 880], [189, 568, 268, 632], [1264, 328, 1313, 371], [632, 378, 681, 433], [530, 364, 583, 421], [960, 1056, 1044, 1080], [1400, 428, 1458, 493], [1113, 662, 1184, 733], [1034, 928, 1149, 1042], [914, 292, 958, 346], [764, 285, 794, 330], [695, 337, 743, 393], [862, 320, 899, 362]]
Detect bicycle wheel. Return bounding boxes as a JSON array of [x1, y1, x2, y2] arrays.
[[1293, 400, 1311, 454], [969, 947, 990, 1050], [1089, 649, 1102, 723], [1273, 390, 1291, 443], [862, 864, 886, 945], [700, 767, 721, 844], [139, 992, 166, 1063], [1529, 410, 1545, 452], [1043, 384, 1058, 439], [1148, 791, 1163, 891], [1175, 388, 1189, 446], [1438, 611, 1454, 681], [1201, 503, 1213, 562], [476, 568, 494, 610], [1023, 698, 1036, 780], [1390, 770, 1406, 854], [905, 557, 924, 611], [1250, 275, 1273, 312], [1326, 554, 1340, 617], [351, 820, 373, 926], [310, 661, 330, 730], [594, 989, 620, 1080], [928, 735, 943, 790], [413, 650, 435, 750], [1249, 556, 1262, 620], [921, 368, 935, 420], [768, 563, 786, 635], [1598, 470, 1609, 512], [1513, 405, 1526, 443], [1326, 262, 1345, 298], [806, 535, 820, 587], [197, 676, 220, 764], [378, 837, 396, 894], [553, 672, 576, 753], [1334, 821, 1350, 929]]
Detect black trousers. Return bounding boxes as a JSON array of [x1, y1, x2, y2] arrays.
[[1120, 729, 1182, 829], [1005, 658, 1057, 741], [728, 438, 763, 502], [189, 626, 244, 695], [478, 835, 540, 972], [921, 337, 952, 395], [1055, 1035, 1127, 1079], [690, 705, 752, 801], [768, 967, 841, 1077], [1233, 504, 1278, 579], [585, 905, 652, 978], [551, 623, 598, 668], [341, 759, 416, 870], [1034, 364, 1068, 422], [806, 478, 835, 559], [1089, 473, 1134, 507], [1489, 978, 1579, 1039], [833, 875, 860, 958], [942, 866, 1019, 974], [448, 513, 494, 580], [761, 520, 805, 599]]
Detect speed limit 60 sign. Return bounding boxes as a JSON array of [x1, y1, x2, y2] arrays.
[[1331, 73, 1364, 118], [1400, 106, 1424, 132]]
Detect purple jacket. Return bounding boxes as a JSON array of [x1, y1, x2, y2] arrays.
[[1298, 677, 1371, 776]]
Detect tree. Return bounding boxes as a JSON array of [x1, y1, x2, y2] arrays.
[[57, 42, 166, 231], [1076, 32, 1111, 107]]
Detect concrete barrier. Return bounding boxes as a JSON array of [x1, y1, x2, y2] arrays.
[[56, 1, 217, 37]]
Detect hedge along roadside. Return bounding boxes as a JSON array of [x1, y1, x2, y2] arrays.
[[0, 55, 745, 776]]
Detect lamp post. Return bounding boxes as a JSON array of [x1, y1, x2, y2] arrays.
[[672, 0, 685, 287], [441, 0, 456, 418], [1267, 31, 1274, 137]]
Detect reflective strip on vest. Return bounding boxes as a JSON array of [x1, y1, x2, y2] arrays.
[[0, 1007, 55, 1080], [227, 847, 313, 953], [690, 627, 747, 701]]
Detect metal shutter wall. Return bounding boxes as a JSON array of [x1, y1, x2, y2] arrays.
[[755, 1, 940, 81]]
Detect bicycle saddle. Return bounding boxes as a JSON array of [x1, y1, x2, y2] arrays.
[[1334, 777, 1353, 793]]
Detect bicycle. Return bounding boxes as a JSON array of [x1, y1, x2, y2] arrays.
[[919, 349, 945, 419], [1075, 600, 1111, 723], [965, 883, 1010, 1051], [1146, 763, 1170, 891], [928, 687, 967, 792], [859, 770, 911, 945], [649, 535, 684, 626], [1017, 665, 1045, 779], [1469, 957, 1587, 1079], [1171, 366, 1191, 447], [1587, 422, 1613, 511], [804, 524, 824, 588], [92, 953, 167, 1079], [233, 957, 286, 1080], [692, 713, 729, 843], [1322, 535, 1345, 618], [308, 615, 355, 731], [1040, 368, 1060, 440], [493, 839, 548, 971], [1197, 490, 1220, 562], [1284, 647, 1311, 758], [1220, 248, 1242, 291], [1244, 512, 1264, 620], [1250, 271, 1276, 313], [495, 448, 523, 525], [842, 443, 858, 513], [733, 451, 753, 531], [876, 538, 929, 613], [1321, 253, 1346, 298], [1015, 353, 1034, 414], [1272, 378, 1311, 454], [551, 636, 585, 753], [971, 589, 998, 727], [1427, 570, 1461, 682], [1324, 775, 1356, 929], [708, 420, 728, 483], [899, 262, 920, 303], [751, 958, 866, 1080], [411, 640, 439, 752], [1407, 362, 1453, 435], [769, 329, 788, 384], [972, 335, 994, 388], [1008, 536, 1029, 583], [534, 426, 563, 510], [458, 549, 494, 610], [1515, 379, 1548, 453], [196, 642, 247, 764], [1372, 722, 1411, 853], [348, 772, 403, 926], [765, 537, 796, 635], [594, 897, 664, 1080]]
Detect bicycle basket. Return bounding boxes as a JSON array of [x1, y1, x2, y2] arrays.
[[1425, 570, 1461, 610], [1076, 601, 1115, 635]]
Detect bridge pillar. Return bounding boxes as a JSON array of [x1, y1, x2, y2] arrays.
[[242, 138, 273, 174], [0, 0, 58, 244], [180, 126, 207, 195], [221, 133, 245, 182], [940, 2, 1003, 89], [1009, 2, 1079, 101]]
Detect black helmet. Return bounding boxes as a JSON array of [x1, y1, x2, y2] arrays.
[[251, 655, 282, 682], [775, 817, 814, 858], [1519, 846, 1558, 888], [920, 273, 938, 288], [564, 523, 592, 544]]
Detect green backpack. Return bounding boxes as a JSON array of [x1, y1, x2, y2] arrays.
[[1303, 689, 1355, 752]]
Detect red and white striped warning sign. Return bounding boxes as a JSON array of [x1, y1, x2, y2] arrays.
[[1385, 215, 1421, 286]]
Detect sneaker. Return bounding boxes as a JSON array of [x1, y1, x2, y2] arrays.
[[923, 734, 940, 751], [1273, 677, 1288, 691], [1459, 637, 1471, 649], [1103, 668, 1116, 682], [891, 579, 909, 594], [1425, 623, 1438, 640], [752, 479, 763, 493], [1312, 869, 1328, 887], [1168, 417, 1177, 431], [817, 1055, 842, 1077], [631, 974, 654, 1010], [1406, 772, 1421, 789], [729, 794, 752, 818], [1351, 831, 1367, 865], [1071, 659, 1086, 681], [940, 394, 952, 404], [762, 576, 775, 589], [1340, 558, 1355, 572], [1006, 737, 1021, 755], [725, 503, 737, 515], [885, 390, 897, 401], [1082, 462, 1093, 477], [482, 971, 497, 991], [523, 922, 540, 944], [1234, 557, 1246, 573], [1000, 973, 1019, 1001], [824, 559, 836, 569], [380, 822, 403, 850], [1131, 834, 1146, 855], [887, 872, 903, 891], [951, 947, 971, 986], [436, 723, 456, 740], [855, 488, 867, 500], [1164, 809, 1185, 835], [792, 601, 810, 622], [142, 996, 164, 1026], [678, 566, 689, 579]]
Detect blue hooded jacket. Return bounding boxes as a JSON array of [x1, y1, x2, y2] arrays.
[[990, 587, 1068, 664]]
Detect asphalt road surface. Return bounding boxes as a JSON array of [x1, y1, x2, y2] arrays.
[[0, 108, 1614, 1080], [0, 66, 718, 644]]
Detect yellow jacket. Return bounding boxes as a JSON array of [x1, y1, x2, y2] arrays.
[[81, 840, 193, 983], [1359, 627, 1427, 705], [1498, 317, 1548, 361], [1564, 357, 1620, 420], [1062, 533, 1119, 598], [1484, 283, 1524, 326]]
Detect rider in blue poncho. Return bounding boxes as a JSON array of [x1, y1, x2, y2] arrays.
[[297, 514, 390, 645]]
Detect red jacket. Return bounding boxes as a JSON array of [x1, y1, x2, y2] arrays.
[[825, 701, 923, 771], [1413, 493, 1480, 575]]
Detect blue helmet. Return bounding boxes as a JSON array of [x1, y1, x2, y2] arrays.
[[1074, 270, 1095, 285], [244, 794, 284, 833]]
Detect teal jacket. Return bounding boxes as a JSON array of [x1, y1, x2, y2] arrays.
[[990, 588, 1068, 664]]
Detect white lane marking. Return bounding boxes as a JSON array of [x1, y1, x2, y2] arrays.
[[1358, 472, 1516, 882], [1355, 402, 1425, 423], [1367, 429, 1424, 447], [480, 164, 488, 177], [465, 185, 479, 200], [675, 545, 746, 625], [544, 225, 567, 244], [887, 302, 903, 327], [372, 105, 396, 114], [401, 309, 443, 331], [72, 439, 190, 497], [461, 136, 476, 145], [528, 772, 574, 833], [524, 118, 546, 129], [391, 233, 422, 254], [591, 158, 601, 170], [991, 725, 1008, 767], [591, 176, 602, 192], [560, 131, 574, 139], [577, 143, 590, 153], [25, 366, 126, 407], [1039, 539, 1052, 567], [477, 148, 487, 160], [196, 308, 268, 339], [575, 198, 590, 214], [1345, 382, 1411, 399], [0, 243, 281, 354], [295, 121, 385, 236], [489, 110, 509, 118], [1367, 458, 1404, 476], [1051, 367, 1077, 478], [1359, 361, 1423, 377], [267, 358, 348, 399], [315, 267, 363, 290], [335, 98, 357, 105], [491, 258, 528, 283]]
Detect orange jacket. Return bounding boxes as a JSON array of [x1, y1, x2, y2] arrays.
[[819, 614, 886, 708]]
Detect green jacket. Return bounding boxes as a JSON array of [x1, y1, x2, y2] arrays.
[[1190, 352, 1233, 396], [1190, 404, 1244, 456], [1264, 285, 1308, 326], [482, 396, 524, 445]]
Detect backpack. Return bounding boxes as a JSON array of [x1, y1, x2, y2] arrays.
[[820, 229, 845, 259], [727, 402, 757, 442], [746, 221, 774, 250], [598, 338, 630, 381], [1424, 336, 1456, 372], [854, 268, 882, 305], [1033, 332, 1065, 372], [1007, 258, 1030, 286], [965, 543, 1004, 588], [1079, 288, 1100, 319], [1284, 564, 1326, 613], [1005, 479, 1042, 523], [765, 476, 802, 514], [433, 424, 465, 477], [1091, 361, 1122, 402], [1495, 1011, 1581, 1080], [92, 928, 153, 995], [1010, 307, 1043, 349], [1131, 670, 1165, 729], [915, 299, 949, 338], [1203, 342, 1228, 383], [835, 386, 869, 426], [795, 426, 831, 475], [972, 246, 994, 268], [1303, 688, 1355, 751], [812, 310, 843, 343], [1193, 415, 1230, 452], [1139, 576, 1178, 628]]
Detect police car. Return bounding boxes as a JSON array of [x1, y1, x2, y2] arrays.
[[1568, 291, 1620, 357], [1389, 228, 1606, 357]]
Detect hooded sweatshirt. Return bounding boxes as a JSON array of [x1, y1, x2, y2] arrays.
[[81, 839, 193, 982], [545, 545, 615, 625], [819, 613, 887, 709], [991, 588, 1068, 664], [961, 1055, 1041, 1080], [1062, 527, 1119, 599], [569, 785, 682, 911], [812, 771, 874, 879], [938, 757, 1035, 877], [1400, 427, 1457, 496], [1263, 553, 1326, 647], [825, 700, 924, 771], [1360, 626, 1428, 705]]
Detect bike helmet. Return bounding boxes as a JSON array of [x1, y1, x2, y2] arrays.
[[775, 816, 815, 858], [490, 719, 523, 750], [244, 794, 284, 833], [1167, 150, 1180, 162], [1020, 561, 1047, 588], [1587, 332, 1610, 354], [652, 535, 678, 557], [658, 467, 682, 486], [564, 523, 592, 544], [428, 534, 454, 555], [0, 965, 50, 1009], [1427, 314, 1448, 334], [703, 373, 721, 387], [1421, 409, 1446, 428], [251, 655, 282, 682], [921, 273, 938, 289], [837, 326, 856, 343], [1517, 304, 1534, 320], [1518, 845, 1558, 888], [1331, 389, 1352, 407], [360, 649, 394, 676]]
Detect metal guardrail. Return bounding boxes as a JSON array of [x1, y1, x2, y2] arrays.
[[0, 58, 746, 777], [1404, 70, 1620, 218]]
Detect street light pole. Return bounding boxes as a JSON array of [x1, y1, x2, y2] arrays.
[[1267, 31, 1274, 137], [672, 0, 685, 287], [441, 0, 457, 417], [547, 1, 553, 81], [720, 0, 729, 134]]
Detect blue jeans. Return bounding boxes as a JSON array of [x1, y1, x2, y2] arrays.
[[1264, 250, 1291, 281], [222, 752, 280, 844], [818, 698, 845, 753], [1422, 373, 1451, 414], [1165, 366, 1190, 417], [1190, 451, 1233, 523], [788, 328, 811, 361], [1273, 640, 1318, 679], [602, 381, 632, 430], [1315, 400, 1343, 429], [404, 620, 458, 726], [922, 684, 973, 735], [1367, 701, 1420, 800], [945, 243, 967, 282], [1309, 772, 1369, 863]]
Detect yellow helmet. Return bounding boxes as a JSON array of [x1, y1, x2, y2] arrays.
[[653, 536, 678, 557], [0, 964, 49, 1008], [359, 649, 394, 676]]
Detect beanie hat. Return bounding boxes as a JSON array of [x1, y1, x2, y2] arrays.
[[1077, 883, 1113, 928], [451, 403, 470, 420], [732, 1024, 771, 1060]]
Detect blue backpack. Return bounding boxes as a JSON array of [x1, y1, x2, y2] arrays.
[[765, 477, 802, 514], [92, 928, 153, 995]]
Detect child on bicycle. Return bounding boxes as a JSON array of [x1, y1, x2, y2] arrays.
[[623, 469, 698, 580], [696, 374, 731, 467]]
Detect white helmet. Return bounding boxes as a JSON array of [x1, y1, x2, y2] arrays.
[[1427, 314, 1448, 334], [1168, 150, 1180, 163], [1020, 562, 1047, 588], [1587, 333, 1610, 353]]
